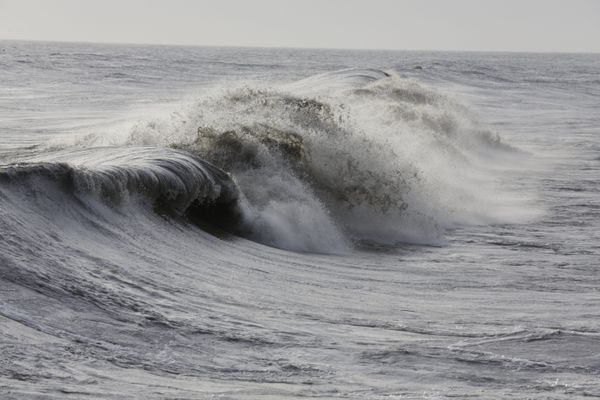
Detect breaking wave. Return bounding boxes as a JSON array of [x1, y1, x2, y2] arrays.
[[12, 69, 538, 253]]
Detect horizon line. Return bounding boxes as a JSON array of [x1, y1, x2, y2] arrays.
[[1, 37, 599, 56]]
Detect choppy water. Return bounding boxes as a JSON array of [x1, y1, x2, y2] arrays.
[[1, 41, 599, 399]]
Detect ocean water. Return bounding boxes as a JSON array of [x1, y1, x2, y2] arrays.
[[1, 41, 599, 399]]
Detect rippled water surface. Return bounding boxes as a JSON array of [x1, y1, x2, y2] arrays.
[[1, 41, 599, 399]]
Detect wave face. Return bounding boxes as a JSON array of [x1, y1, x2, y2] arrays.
[[0, 147, 238, 214], [98, 68, 534, 250], [0, 147, 245, 238]]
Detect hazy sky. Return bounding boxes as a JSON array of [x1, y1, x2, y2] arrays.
[[1, 0, 599, 52]]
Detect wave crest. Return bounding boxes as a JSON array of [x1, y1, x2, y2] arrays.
[[69, 69, 538, 250]]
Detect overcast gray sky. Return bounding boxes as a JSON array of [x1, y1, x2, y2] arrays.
[[0, 0, 599, 52]]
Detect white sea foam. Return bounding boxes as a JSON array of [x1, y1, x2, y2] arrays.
[[113, 69, 540, 249]]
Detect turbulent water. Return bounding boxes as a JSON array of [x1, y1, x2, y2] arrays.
[[1, 41, 599, 399]]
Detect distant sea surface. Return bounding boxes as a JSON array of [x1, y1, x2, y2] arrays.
[[1, 41, 599, 399]]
